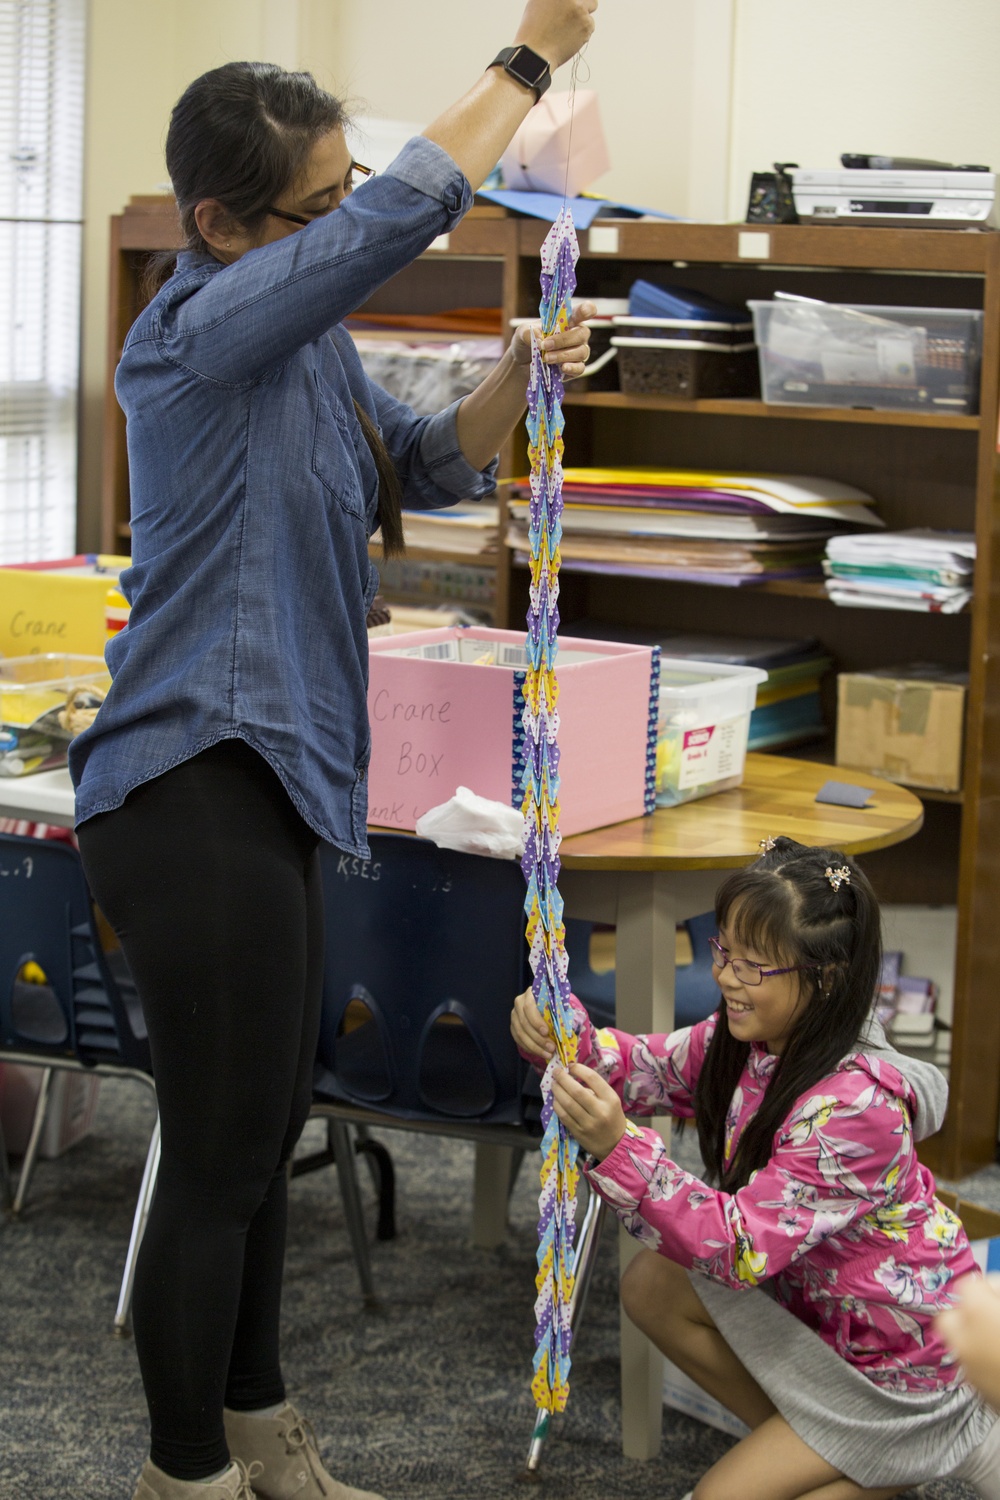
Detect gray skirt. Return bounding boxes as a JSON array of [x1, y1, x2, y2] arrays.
[[690, 1271, 999, 1487]]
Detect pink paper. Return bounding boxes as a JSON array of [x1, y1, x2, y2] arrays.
[[500, 90, 610, 199]]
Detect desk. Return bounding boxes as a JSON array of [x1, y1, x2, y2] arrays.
[[0, 756, 924, 1458], [0, 766, 77, 827]]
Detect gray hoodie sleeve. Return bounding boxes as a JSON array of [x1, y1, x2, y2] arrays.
[[859, 1013, 948, 1139]]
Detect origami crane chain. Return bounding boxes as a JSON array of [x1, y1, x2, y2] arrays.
[[521, 203, 580, 1419]]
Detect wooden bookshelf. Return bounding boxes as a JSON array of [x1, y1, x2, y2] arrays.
[[509, 220, 999, 1180], [102, 209, 1000, 1177]]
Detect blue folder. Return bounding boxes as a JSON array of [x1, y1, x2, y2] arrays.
[[475, 189, 679, 229]]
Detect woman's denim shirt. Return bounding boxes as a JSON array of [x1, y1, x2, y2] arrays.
[[70, 139, 496, 855]]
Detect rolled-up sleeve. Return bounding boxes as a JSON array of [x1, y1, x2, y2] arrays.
[[416, 398, 499, 506]]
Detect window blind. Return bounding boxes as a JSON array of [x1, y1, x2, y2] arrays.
[[0, 0, 84, 565]]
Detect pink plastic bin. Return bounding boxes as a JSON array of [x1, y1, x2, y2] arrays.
[[366, 626, 660, 837]]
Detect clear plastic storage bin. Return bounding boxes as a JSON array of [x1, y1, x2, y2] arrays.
[[655, 658, 767, 807], [750, 300, 983, 414], [0, 654, 110, 727]]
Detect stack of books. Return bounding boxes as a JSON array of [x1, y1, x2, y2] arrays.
[[398, 503, 499, 556], [824, 529, 975, 612], [507, 468, 882, 587], [875, 949, 950, 1072]]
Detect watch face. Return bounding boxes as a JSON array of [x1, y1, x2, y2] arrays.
[[509, 45, 549, 87]]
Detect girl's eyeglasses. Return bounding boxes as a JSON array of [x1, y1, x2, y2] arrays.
[[267, 163, 376, 227], [709, 936, 820, 988]]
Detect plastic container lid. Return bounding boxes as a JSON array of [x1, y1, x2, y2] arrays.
[[611, 336, 758, 354], [613, 315, 754, 333]]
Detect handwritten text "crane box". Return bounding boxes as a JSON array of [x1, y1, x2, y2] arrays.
[[366, 626, 660, 837]]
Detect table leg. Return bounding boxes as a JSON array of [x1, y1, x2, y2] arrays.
[[613, 872, 676, 1459], [472, 1142, 513, 1248]]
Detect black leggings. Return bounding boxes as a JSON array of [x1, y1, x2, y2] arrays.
[[78, 740, 323, 1480]]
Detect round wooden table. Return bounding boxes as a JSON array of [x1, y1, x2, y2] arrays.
[[561, 751, 924, 869]]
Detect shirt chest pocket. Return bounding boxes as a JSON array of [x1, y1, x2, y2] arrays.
[[312, 397, 380, 529]]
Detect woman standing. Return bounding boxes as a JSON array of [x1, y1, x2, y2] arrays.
[[71, 5, 597, 1497]]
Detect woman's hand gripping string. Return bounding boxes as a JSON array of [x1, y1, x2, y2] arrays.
[[510, 300, 596, 383]]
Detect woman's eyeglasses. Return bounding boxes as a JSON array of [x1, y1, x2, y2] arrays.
[[267, 163, 376, 227], [709, 936, 820, 988]]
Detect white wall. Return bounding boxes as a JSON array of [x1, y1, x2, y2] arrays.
[[79, 0, 341, 548], [728, 0, 1000, 220], [334, 0, 702, 217], [78, 0, 1000, 547]]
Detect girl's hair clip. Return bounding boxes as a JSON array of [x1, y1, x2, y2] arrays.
[[758, 836, 777, 852], [825, 865, 851, 892]]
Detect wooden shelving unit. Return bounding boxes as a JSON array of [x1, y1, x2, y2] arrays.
[[102, 207, 1000, 1178], [507, 219, 1000, 1180], [564, 390, 982, 430]]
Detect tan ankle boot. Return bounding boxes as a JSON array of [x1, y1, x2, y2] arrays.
[[133, 1458, 260, 1499], [223, 1403, 384, 1500]]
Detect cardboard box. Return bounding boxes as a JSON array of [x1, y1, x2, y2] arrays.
[[663, 1355, 749, 1438], [0, 555, 130, 659], [366, 626, 659, 837], [938, 1191, 1000, 1260], [835, 665, 967, 793]]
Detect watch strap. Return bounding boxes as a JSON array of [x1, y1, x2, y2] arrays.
[[488, 44, 552, 101]]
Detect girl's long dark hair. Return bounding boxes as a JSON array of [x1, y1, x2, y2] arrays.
[[148, 60, 404, 556], [694, 837, 882, 1192]]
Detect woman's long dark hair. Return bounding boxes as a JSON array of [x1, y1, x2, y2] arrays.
[[694, 836, 882, 1192], [149, 61, 404, 555]]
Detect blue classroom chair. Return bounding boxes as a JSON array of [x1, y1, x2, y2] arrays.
[[565, 911, 721, 1031], [0, 831, 381, 1329], [0, 831, 157, 1332], [309, 833, 608, 1472]]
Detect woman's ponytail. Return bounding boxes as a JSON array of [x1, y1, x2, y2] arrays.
[[353, 401, 405, 558]]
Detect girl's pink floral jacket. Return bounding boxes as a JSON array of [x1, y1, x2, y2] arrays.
[[530, 999, 979, 1394]]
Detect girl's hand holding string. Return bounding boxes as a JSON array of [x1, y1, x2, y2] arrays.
[[511, 987, 556, 1060], [510, 989, 627, 1157], [551, 1062, 627, 1162]]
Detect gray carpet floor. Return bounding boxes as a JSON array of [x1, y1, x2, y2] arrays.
[[0, 1077, 985, 1500]]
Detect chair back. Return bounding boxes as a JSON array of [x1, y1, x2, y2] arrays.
[[317, 835, 532, 1125], [0, 832, 149, 1071]]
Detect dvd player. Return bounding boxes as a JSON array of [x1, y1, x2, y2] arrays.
[[789, 168, 998, 230]]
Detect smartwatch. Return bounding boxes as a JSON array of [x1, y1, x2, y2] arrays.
[[488, 45, 552, 102]]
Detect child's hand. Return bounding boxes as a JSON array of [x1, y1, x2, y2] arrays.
[[551, 1062, 627, 1162], [936, 1274, 1000, 1409], [511, 987, 555, 1060]]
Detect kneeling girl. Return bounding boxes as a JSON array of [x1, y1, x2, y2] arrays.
[[512, 837, 999, 1500]]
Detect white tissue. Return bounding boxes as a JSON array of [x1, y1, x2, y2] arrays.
[[414, 786, 524, 861]]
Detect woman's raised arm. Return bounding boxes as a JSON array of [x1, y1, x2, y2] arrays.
[[422, 0, 597, 192]]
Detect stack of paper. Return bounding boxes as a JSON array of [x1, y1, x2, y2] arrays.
[[507, 468, 882, 587], [399, 504, 499, 556], [824, 529, 975, 612]]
